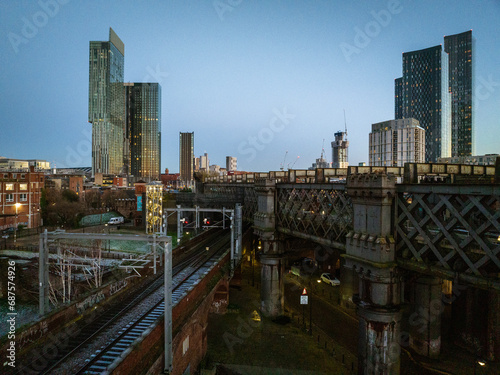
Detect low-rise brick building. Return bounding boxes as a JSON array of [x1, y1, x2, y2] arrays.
[[0, 166, 44, 229]]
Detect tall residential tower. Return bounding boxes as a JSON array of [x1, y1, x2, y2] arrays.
[[444, 30, 474, 157], [395, 45, 451, 162], [179, 132, 194, 186], [88, 28, 125, 176], [125, 83, 161, 182]]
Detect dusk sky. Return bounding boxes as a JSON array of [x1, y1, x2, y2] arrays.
[[1, 0, 499, 173]]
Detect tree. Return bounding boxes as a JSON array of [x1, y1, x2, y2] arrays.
[[101, 189, 129, 211], [44, 188, 85, 228], [62, 189, 79, 202], [83, 189, 102, 210]]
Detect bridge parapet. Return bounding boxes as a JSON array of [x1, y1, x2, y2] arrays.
[[404, 162, 498, 184], [203, 161, 499, 185], [204, 166, 404, 184]]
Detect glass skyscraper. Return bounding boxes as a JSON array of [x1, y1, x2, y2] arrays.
[[444, 30, 474, 157], [88, 28, 125, 176], [395, 45, 451, 162], [125, 83, 161, 182], [394, 77, 403, 120], [179, 132, 194, 186]]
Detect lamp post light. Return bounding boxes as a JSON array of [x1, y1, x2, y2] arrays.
[[474, 357, 486, 375], [14, 203, 21, 244]]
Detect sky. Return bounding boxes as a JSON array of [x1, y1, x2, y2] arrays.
[[1, 0, 499, 173]]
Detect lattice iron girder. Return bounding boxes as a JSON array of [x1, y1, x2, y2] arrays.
[[396, 185, 500, 276], [276, 185, 352, 245], [243, 186, 257, 220]]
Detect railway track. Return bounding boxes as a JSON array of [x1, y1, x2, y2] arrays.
[[7, 229, 227, 375], [72, 232, 230, 374]]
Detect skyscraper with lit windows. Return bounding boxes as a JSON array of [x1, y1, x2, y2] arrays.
[[395, 45, 451, 162], [179, 132, 194, 186], [88, 28, 125, 176], [444, 30, 474, 157], [125, 83, 161, 182]]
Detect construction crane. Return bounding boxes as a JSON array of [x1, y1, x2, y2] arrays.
[[344, 109, 348, 139], [280, 150, 288, 171], [288, 156, 300, 170]]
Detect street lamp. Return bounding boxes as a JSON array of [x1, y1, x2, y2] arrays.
[[474, 357, 486, 374], [14, 203, 21, 244]]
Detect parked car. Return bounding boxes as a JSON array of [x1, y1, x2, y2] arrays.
[[320, 273, 340, 286], [108, 217, 124, 225]]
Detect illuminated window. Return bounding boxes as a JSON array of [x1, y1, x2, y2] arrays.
[[6, 183, 14, 191], [20, 183, 27, 190]]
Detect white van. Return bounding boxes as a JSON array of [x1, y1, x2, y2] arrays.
[[108, 217, 124, 225]]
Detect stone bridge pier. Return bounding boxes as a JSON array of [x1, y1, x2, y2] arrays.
[[344, 173, 402, 375], [253, 180, 285, 318]]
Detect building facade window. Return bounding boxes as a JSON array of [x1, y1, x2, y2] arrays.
[[6, 194, 14, 202], [6, 183, 14, 191], [20, 183, 28, 190], [20, 194, 27, 202]]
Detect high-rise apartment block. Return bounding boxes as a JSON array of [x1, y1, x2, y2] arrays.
[[125, 83, 161, 182], [179, 132, 194, 185], [369, 119, 425, 167], [395, 45, 451, 162], [331, 131, 349, 168], [88, 28, 125, 176], [199, 153, 209, 171], [226, 156, 237, 172], [394, 77, 403, 120], [444, 30, 474, 157]]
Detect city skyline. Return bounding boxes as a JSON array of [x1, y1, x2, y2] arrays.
[[1, 1, 499, 172]]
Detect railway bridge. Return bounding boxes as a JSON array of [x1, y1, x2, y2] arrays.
[[181, 162, 500, 374]]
